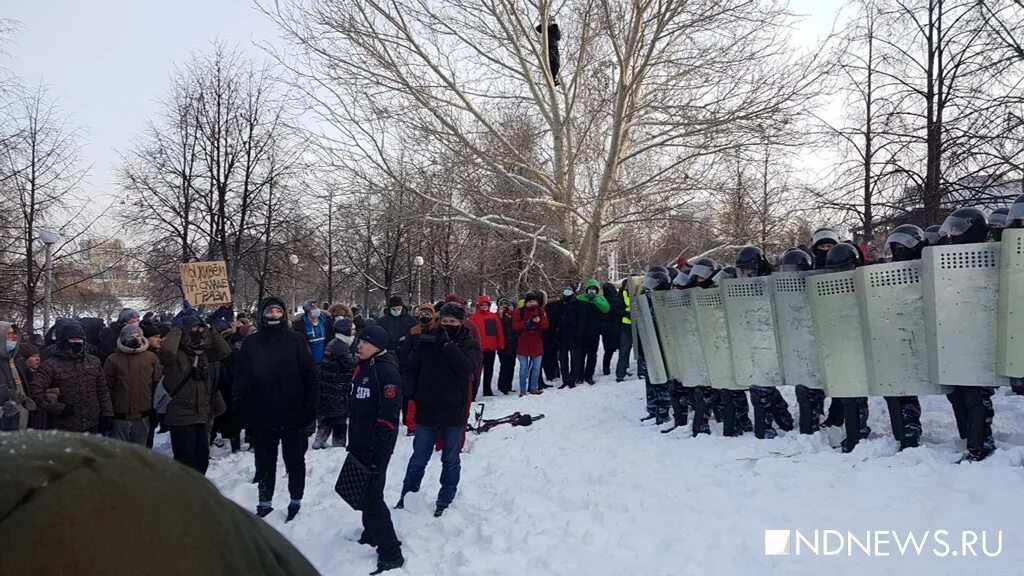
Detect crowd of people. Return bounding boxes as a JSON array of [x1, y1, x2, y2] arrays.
[[0, 277, 637, 574], [634, 194, 1024, 464]]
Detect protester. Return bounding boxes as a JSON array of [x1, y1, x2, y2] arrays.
[[349, 324, 404, 573], [399, 303, 437, 434], [313, 317, 357, 449], [397, 302, 481, 518], [600, 282, 622, 376], [99, 308, 141, 357], [512, 292, 549, 396], [235, 297, 318, 521], [1, 321, 36, 431], [378, 296, 417, 353], [555, 287, 585, 389], [496, 298, 518, 395], [577, 278, 610, 384], [470, 295, 505, 398], [102, 325, 162, 446], [30, 320, 113, 434], [292, 299, 329, 365], [158, 316, 231, 474]]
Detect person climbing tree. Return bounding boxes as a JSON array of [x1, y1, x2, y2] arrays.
[[535, 15, 561, 86]]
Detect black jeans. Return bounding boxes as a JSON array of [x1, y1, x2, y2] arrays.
[[558, 343, 576, 386], [360, 448, 403, 564], [497, 353, 516, 393], [254, 426, 309, 503], [480, 350, 496, 396], [169, 423, 211, 475], [582, 334, 600, 381]]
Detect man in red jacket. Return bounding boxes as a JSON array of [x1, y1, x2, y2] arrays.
[[512, 292, 550, 397], [470, 296, 505, 398]]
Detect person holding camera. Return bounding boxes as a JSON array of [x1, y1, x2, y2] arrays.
[[396, 302, 481, 518]]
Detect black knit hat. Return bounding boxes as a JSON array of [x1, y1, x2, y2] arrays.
[[438, 302, 467, 321], [388, 295, 404, 308], [141, 323, 161, 339]]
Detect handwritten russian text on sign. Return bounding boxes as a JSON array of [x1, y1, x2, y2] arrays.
[[180, 261, 232, 305]]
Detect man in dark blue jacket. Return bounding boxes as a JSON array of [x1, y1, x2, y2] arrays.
[[348, 324, 404, 574]]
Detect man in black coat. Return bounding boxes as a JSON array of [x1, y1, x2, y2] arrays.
[[376, 296, 417, 353], [234, 297, 318, 522], [397, 302, 481, 517], [555, 288, 585, 389]]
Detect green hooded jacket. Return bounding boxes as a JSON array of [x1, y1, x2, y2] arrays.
[[576, 278, 611, 313], [0, 432, 321, 576]]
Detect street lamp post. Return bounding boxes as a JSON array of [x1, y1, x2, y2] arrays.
[[289, 254, 299, 315], [36, 227, 60, 333], [413, 256, 424, 304]]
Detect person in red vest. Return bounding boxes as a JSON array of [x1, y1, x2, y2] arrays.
[[470, 296, 505, 398]]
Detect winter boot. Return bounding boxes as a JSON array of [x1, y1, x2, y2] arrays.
[[312, 427, 330, 450], [529, 389, 542, 395], [286, 500, 301, 523], [370, 557, 406, 575], [434, 505, 446, 518], [519, 390, 527, 397], [822, 398, 844, 427], [394, 495, 405, 510], [256, 504, 273, 518]]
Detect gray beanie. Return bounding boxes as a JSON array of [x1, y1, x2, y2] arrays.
[[118, 308, 140, 324]]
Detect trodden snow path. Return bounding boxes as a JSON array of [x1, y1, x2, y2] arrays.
[[201, 375, 1024, 576]]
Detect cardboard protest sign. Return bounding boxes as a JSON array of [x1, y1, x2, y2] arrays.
[[179, 260, 232, 306]]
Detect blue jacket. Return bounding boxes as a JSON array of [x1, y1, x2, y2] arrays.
[[347, 351, 403, 458], [292, 315, 328, 364]]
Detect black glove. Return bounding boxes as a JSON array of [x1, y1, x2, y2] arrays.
[[98, 415, 114, 434], [60, 404, 75, 418], [434, 327, 450, 344]]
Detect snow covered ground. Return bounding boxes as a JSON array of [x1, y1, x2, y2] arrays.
[[197, 373, 1024, 576]]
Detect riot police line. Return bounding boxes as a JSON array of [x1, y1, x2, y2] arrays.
[[627, 196, 1024, 462]]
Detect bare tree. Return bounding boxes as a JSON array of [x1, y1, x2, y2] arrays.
[[261, 0, 828, 278]]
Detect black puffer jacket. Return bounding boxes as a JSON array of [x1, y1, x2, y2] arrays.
[[318, 337, 357, 419], [404, 324, 481, 427], [233, 297, 318, 430]]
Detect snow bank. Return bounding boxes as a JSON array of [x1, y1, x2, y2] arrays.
[[202, 377, 1024, 575]]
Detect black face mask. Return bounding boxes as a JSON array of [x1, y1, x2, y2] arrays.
[[189, 331, 206, 348], [443, 325, 460, 339], [123, 337, 144, 350], [62, 341, 85, 356], [418, 315, 433, 325]]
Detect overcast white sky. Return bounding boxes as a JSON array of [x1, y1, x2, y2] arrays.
[[3, 0, 844, 205]]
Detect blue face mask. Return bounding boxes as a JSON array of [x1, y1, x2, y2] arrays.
[[390, 308, 402, 317], [5, 341, 15, 353]]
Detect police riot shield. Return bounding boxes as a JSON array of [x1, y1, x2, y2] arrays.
[[694, 288, 743, 390], [923, 242, 1008, 387], [997, 229, 1024, 378], [770, 271, 823, 390], [649, 291, 684, 381], [857, 261, 949, 397], [722, 277, 784, 388], [807, 271, 870, 398], [633, 291, 669, 385], [651, 289, 710, 387]]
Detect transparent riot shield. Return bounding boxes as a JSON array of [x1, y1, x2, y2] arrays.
[[923, 242, 1008, 387], [770, 271, 823, 390], [857, 261, 949, 397], [997, 229, 1024, 378], [807, 271, 869, 398], [651, 289, 710, 387], [694, 288, 743, 390], [722, 277, 784, 388], [633, 291, 669, 384]]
